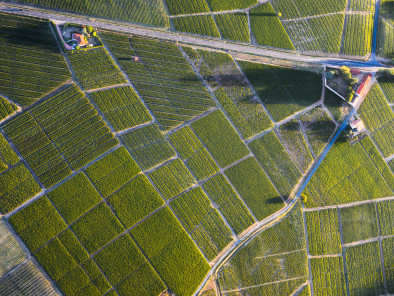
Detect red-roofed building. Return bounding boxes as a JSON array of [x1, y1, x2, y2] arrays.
[[72, 33, 87, 46], [356, 74, 372, 97], [350, 69, 361, 75]]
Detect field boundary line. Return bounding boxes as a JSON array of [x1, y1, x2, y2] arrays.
[[301, 203, 314, 296], [254, 248, 306, 259], [84, 83, 130, 93]]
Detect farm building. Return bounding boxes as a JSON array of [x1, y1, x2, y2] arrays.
[[71, 33, 87, 46], [356, 74, 372, 98], [349, 118, 366, 137]]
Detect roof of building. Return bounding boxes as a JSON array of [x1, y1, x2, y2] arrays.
[[72, 33, 86, 46], [356, 74, 372, 96], [350, 118, 366, 131]]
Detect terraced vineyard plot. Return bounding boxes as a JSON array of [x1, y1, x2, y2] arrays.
[[0, 221, 26, 277], [5, 0, 169, 27], [303, 136, 394, 207], [249, 131, 302, 198], [359, 83, 394, 157], [47, 172, 102, 224], [148, 158, 196, 200], [84, 146, 141, 197], [284, 14, 345, 53], [0, 132, 19, 173], [0, 13, 70, 106], [187, 49, 272, 139], [165, 0, 210, 15], [0, 96, 18, 122], [3, 84, 119, 188], [270, 0, 347, 19], [215, 13, 250, 43], [250, 3, 295, 50], [191, 110, 249, 168], [305, 208, 341, 255], [0, 162, 41, 214], [130, 207, 210, 296], [173, 15, 221, 38], [120, 124, 175, 171], [89, 86, 152, 132], [101, 32, 216, 130], [225, 157, 284, 220], [382, 237, 394, 293], [68, 48, 126, 91], [171, 187, 233, 261], [108, 174, 164, 228], [169, 126, 219, 181], [349, 0, 375, 12], [239, 61, 322, 121], [278, 119, 313, 173], [217, 203, 307, 293], [206, 0, 257, 11], [94, 234, 165, 296], [203, 174, 255, 235], [376, 199, 394, 236], [0, 260, 58, 296], [342, 14, 374, 56], [310, 257, 346, 296], [378, 77, 394, 103], [299, 107, 336, 156], [345, 241, 385, 296]]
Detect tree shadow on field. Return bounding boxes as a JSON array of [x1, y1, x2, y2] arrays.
[[1, 22, 60, 53], [266, 196, 284, 204], [382, 1, 394, 15]]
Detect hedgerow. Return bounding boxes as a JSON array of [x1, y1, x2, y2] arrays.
[[48, 173, 102, 224], [305, 209, 341, 255], [0, 162, 41, 214], [120, 124, 176, 171], [130, 207, 209, 296], [170, 187, 233, 260], [81, 259, 111, 294], [9, 196, 66, 252], [169, 126, 219, 181], [342, 14, 374, 56], [58, 229, 89, 264], [203, 174, 255, 235], [206, 0, 257, 11], [71, 203, 124, 254], [84, 146, 141, 197], [0, 96, 18, 122], [148, 158, 196, 200], [225, 157, 284, 220], [215, 13, 250, 43], [108, 174, 164, 228], [89, 86, 152, 132], [376, 199, 394, 236], [250, 3, 295, 50], [191, 110, 249, 168]]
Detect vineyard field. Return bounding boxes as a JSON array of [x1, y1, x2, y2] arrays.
[[310, 257, 346, 296], [173, 15, 221, 38], [376, 199, 394, 236], [215, 13, 250, 43], [382, 237, 394, 294], [165, 0, 210, 15], [342, 14, 374, 56], [378, 77, 394, 103], [206, 0, 257, 11], [0, 132, 19, 173], [378, 18, 394, 59], [0, 96, 18, 122], [349, 0, 375, 12]]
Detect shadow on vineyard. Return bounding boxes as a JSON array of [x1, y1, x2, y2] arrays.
[[381, 1, 394, 14], [266, 196, 285, 204]]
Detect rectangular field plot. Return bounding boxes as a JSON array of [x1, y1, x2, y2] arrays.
[[305, 208, 341, 255], [94, 233, 165, 295], [359, 83, 394, 157], [0, 13, 70, 106], [130, 207, 210, 296], [215, 12, 250, 43], [378, 77, 394, 103], [310, 257, 346, 296], [0, 133, 19, 172], [47, 172, 102, 224], [148, 158, 196, 200], [170, 187, 233, 261], [345, 241, 385, 296], [89, 86, 152, 132], [342, 14, 374, 56], [238, 61, 322, 122], [378, 18, 394, 60], [120, 124, 175, 171], [225, 157, 284, 220], [165, 0, 210, 15], [203, 173, 255, 235], [249, 131, 302, 198], [0, 260, 58, 296], [217, 203, 307, 293], [68, 47, 126, 91], [173, 15, 221, 38], [3, 84, 119, 188], [0, 162, 41, 214], [108, 174, 164, 228], [207, 0, 257, 11], [188, 49, 273, 139], [191, 110, 249, 168], [278, 119, 313, 173], [350, 0, 375, 12], [100, 32, 216, 130], [382, 237, 394, 294], [376, 199, 394, 236], [169, 126, 219, 181], [84, 146, 141, 197], [0, 96, 18, 122]]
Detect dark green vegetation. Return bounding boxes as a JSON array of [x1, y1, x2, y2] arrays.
[[5, 0, 169, 27], [206, 0, 257, 11], [214, 13, 250, 43], [100, 32, 216, 131], [225, 157, 284, 220], [173, 15, 221, 38], [0, 132, 19, 172], [191, 110, 249, 168], [165, 0, 210, 15], [239, 61, 322, 121], [89, 86, 152, 132], [325, 89, 345, 123], [3, 84, 119, 188], [0, 96, 18, 122], [68, 48, 127, 91], [0, 13, 70, 106]]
